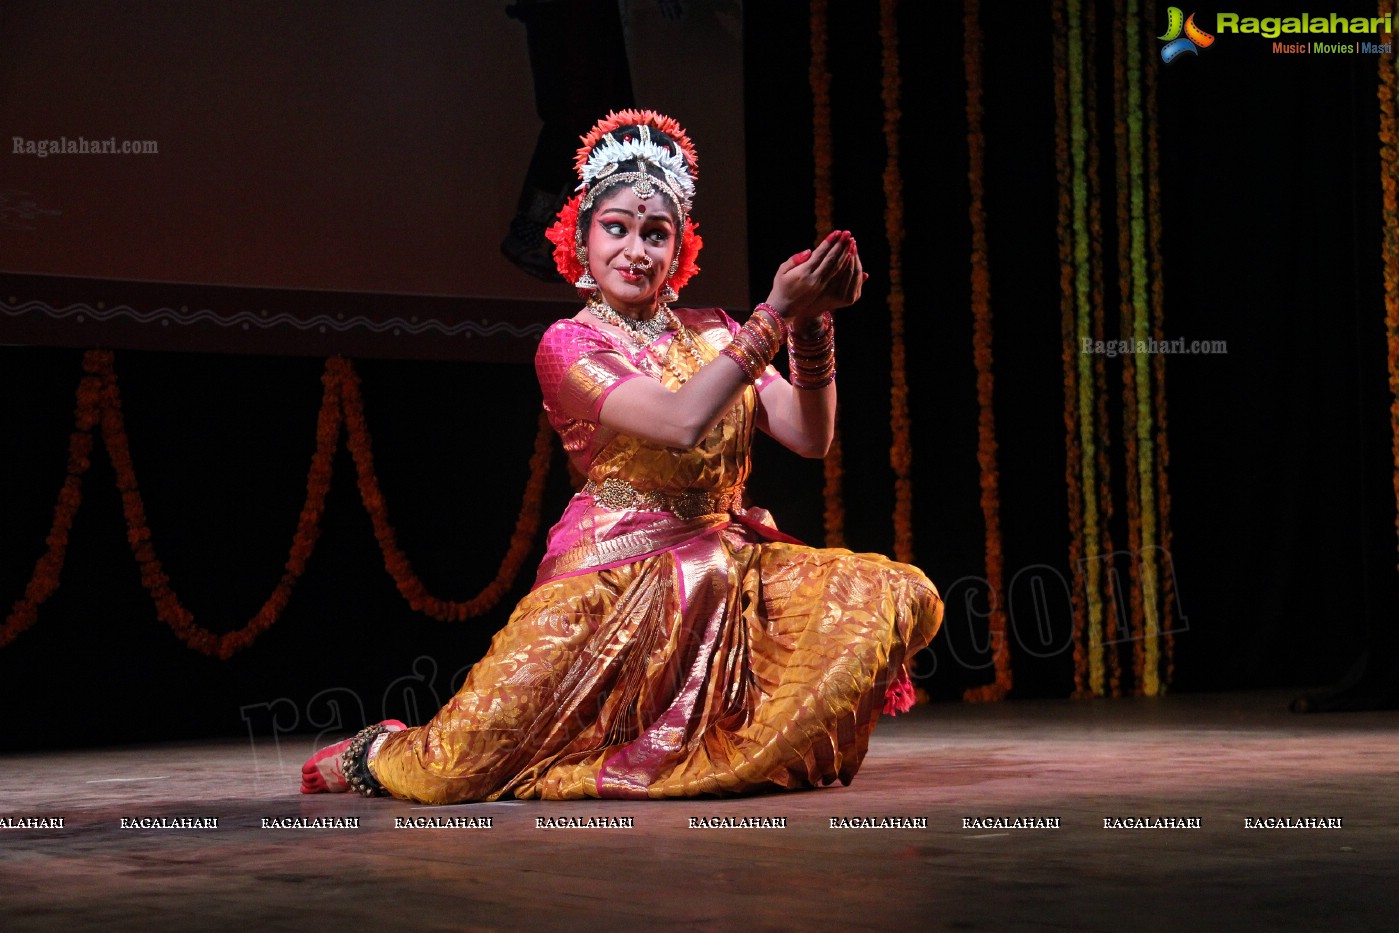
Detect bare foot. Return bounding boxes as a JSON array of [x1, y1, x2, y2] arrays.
[[299, 720, 406, 794]]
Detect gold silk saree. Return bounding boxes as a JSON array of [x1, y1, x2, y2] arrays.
[[369, 308, 943, 803]]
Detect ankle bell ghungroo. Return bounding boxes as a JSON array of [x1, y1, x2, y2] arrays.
[[340, 724, 391, 797]]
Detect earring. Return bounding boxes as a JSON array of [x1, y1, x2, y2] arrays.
[[574, 244, 597, 293], [658, 255, 680, 302]]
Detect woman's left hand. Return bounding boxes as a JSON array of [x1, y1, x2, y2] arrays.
[[768, 230, 866, 324], [826, 234, 865, 310]]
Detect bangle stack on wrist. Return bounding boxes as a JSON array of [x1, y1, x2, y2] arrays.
[[788, 312, 836, 389], [722, 303, 787, 383]]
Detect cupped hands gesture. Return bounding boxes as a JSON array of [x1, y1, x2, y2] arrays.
[[765, 230, 866, 324]]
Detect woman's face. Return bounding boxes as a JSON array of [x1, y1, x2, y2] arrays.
[[585, 185, 678, 318]]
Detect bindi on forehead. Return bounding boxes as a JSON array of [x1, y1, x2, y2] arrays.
[[597, 205, 675, 227], [595, 187, 677, 222]]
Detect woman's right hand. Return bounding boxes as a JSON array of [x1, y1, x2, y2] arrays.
[[765, 230, 864, 323]]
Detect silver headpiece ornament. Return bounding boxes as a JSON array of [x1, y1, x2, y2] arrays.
[[577, 124, 695, 215]]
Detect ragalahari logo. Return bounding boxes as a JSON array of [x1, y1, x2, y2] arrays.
[[1159, 7, 1216, 62]]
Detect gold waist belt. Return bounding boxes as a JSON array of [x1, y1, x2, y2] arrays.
[[583, 477, 744, 521]]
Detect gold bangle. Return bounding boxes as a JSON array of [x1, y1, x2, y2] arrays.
[[723, 306, 787, 384], [788, 312, 836, 389]]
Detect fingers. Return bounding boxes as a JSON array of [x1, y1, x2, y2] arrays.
[[779, 249, 813, 273], [795, 230, 851, 275], [829, 254, 859, 305], [839, 237, 861, 285], [823, 235, 863, 307], [807, 231, 853, 280], [843, 237, 866, 300], [770, 231, 861, 318], [807, 229, 844, 266]]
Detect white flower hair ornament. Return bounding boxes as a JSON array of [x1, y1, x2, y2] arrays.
[[578, 124, 695, 216], [545, 110, 705, 298]]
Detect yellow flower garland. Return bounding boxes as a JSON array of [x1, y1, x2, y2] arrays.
[[1054, 0, 1174, 696], [810, 0, 846, 549], [1380, 3, 1399, 573], [1053, 0, 1092, 698], [962, 0, 1012, 702], [1086, 0, 1125, 697], [2, 352, 553, 657], [338, 359, 553, 621], [1145, 0, 1178, 684], [882, 0, 915, 566], [1060, 0, 1113, 696]]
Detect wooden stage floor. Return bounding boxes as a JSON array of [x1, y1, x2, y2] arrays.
[[1, 690, 1395, 932]]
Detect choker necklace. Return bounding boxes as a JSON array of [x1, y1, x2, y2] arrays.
[[585, 297, 706, 384], [586, 297, 673, 343]]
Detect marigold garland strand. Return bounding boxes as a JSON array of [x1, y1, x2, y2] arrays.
[[810, 0, 846, 549], [1085, 0, 1124, 697], [1112, 6, 1147, 694], [2, 352, 552, 656], [0, 364, 101, 650], [101, 350, 339, 658], [1057, 0, 1174, 697], [1125, 0, 1164, 696], [1113, 0, 1150, 694], [337, 359, 553, 621], [1381, 1, 1399, 573], [962, 0, 1012, 702], [1053, 0, 1092, 698], [1068, 0, 1109, 697], [881, 0, 914, 564], [1144, 0, 1177, 685]]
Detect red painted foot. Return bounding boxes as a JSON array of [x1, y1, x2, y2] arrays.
[[299, 720, 407, 794]]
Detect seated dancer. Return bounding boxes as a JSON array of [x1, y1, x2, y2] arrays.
[[302, 110, 944, 803]]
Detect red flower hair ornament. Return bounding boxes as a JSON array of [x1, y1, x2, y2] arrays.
[[545, 110, 703, 299]]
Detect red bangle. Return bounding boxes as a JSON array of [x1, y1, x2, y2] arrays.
[[788, 312, 836, 389]]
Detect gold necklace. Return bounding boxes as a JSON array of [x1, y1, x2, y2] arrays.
[[586, 297, 671, 343], [587, 298, 705, 384]]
